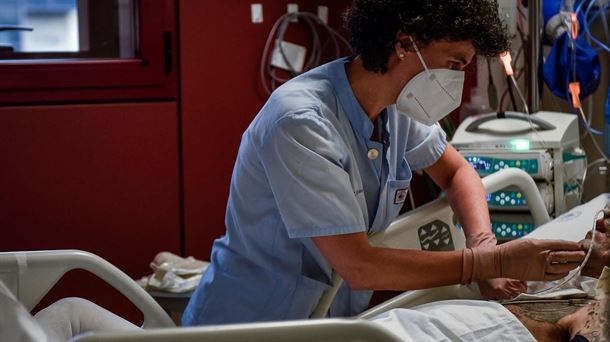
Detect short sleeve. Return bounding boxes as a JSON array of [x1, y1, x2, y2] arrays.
[[259, 111, 367, 239], [404, 122, 448, 170]]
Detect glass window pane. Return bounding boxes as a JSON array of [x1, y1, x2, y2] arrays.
[[0, 0, 136, 59]]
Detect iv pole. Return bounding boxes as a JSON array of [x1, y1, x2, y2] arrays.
[[528, 0, 542, 113]]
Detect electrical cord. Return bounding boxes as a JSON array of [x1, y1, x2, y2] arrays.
[[577, 106, 610, 164], [504, 68, 549, 147], [487, 59, 498, 110], [583, 0, 610, 53], [260, 11, 352, 95], [584, 97, 604, 137], [599, 0, 610, 44], [506, 75, 519, 111], [498, 27, 526, 112], [509, 74, 530, 115], [499, 68, 525, 111]]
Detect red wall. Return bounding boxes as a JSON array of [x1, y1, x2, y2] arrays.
[[0, 102, 181, 321], [179, 0, 353, 260]]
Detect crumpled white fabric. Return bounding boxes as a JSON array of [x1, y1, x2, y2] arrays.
[[370, 300, 535, 342], [0, 281, 46, 342], [138, 252, 209, 293]]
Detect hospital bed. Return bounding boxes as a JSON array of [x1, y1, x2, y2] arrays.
[[1, 168, 607, 341]]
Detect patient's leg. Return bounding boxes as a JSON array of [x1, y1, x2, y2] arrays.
[[34, 297, 140, 342]]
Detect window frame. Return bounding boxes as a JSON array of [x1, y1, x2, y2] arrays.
[[0, 0, 176, 104]]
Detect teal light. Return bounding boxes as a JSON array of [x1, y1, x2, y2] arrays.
[[510, 139, 530, 151]]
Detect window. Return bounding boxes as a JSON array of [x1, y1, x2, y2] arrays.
[[0, 0, 136, 59], [0, 0, 176, 104]]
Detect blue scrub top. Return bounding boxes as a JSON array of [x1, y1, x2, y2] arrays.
[[182, 57, 448, 326]]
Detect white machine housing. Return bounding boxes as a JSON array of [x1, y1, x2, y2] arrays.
[[451, 111, 583, 216]]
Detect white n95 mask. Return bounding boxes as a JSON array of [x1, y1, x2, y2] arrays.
[[396, 41, 465, 126]]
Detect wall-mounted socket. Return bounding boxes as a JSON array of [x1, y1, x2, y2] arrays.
[[251, 3, 263, 23], [287, 3, 299, 22], [317, 6, 328, 25]]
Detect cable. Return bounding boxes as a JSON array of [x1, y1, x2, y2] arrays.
[[509, 74, 530, 114], [598, 0, 610, 43], [528, 209, 603, 296], [499, 68, 525, 111], [506, 76, 519, 111], [260, 12, 353, 95], [577, 106, 610, 163], [583, 0, 610, 53], [586, 158, 608, 184], [509, 72, 550, 147], [501, 298, 589, 305], [498, 31, 526, 112], [588, 157, 607, 169], [516, 0, 529, 37], [584, 96, 604, 137], [487, 59, 499, 110]]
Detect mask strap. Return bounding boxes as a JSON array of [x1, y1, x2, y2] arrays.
[[408, 36, 431, 75], [408, 37, 458, 101]]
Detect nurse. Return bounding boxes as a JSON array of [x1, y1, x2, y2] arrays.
[[183, 0, 585, 325]]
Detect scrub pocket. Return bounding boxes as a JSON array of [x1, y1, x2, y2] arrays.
[[192, 266, 288, 324], [284, 274, 331, 319]]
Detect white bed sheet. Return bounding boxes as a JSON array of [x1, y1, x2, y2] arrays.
[[370, 300, 535, 342], [2, 277, 536, 342]]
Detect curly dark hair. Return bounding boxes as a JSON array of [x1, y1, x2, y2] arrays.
[[345, 0, 511, 73]]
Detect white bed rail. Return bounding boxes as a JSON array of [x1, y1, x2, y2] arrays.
[[0, 250, 174, 328], [311, 168, 550, 318], [72, 319, 402, 342], [358, 284, 477, 319]]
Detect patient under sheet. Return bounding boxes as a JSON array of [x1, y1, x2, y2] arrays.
[[3, 195, 608, 341], [1, 277, 537, 342], [370, 300, 535, 342]]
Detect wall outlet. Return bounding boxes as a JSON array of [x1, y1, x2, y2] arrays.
[[270, 40, 306, 73], [251, 3, 263, 24], [287, 3, 299, 22], [317, 6, 329, 25]]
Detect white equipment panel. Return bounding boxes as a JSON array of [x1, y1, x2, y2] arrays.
[[452, 111, 584, 233]]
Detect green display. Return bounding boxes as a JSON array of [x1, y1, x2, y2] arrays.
[[465, 156, 539, 176]]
